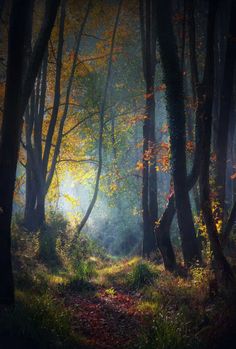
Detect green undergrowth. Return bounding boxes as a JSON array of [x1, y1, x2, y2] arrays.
[[137, 309, 202, 349], [6, 220, 236, 349], [0, 291, 80, 349], [96, 256, 160, 289], [96, 257, 236, 349]]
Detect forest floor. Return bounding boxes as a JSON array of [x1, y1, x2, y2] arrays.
[[56, 256, 236, 349], [1, 252, 236, 349], [59, 257, 152, 349], [64, 284, 144, 349]]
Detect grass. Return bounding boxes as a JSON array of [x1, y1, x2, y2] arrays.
[[7, 223, 236, 349], [0, 291, 80, 349], [96, 256, 162, 288], [94, 256, 236, 349], [128, 261, 158, 289], [138, 309, 202, 349]]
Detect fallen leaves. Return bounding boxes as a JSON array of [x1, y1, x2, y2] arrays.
[[64, 287, 146, 349]]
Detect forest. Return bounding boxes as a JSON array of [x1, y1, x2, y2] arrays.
[[0, 0, 236, 348]]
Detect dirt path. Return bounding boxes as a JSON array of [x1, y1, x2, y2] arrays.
[[64, 287, 145, 349]]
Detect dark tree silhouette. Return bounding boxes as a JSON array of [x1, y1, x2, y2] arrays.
[[140, 0, 158, 257], [156, 0, 201, 266], [0, 0, 60, 305], [198, 0, 234, 289], [215, 0, 236, 223]]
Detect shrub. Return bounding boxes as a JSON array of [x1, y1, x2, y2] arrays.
[[128, 262, 157, 289], [65, 259, 97, 292]]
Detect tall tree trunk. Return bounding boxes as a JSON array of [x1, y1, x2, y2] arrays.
[[30, 0, 92, 236], [22, 0, 36, 231], [37, 0, 66, 259], [156, 0, 201, 266], [154, 0, 211, 270], [42, 0, 66, 184], [0, 0, 31, 306], [215, 0, 236, 223], [0, 0, 60, 305], [199, 0, 234, 289], [140, 0, 158, 257]]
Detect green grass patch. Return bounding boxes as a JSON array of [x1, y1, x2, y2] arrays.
[[138, 309, 202, 349], [128, 262, 158, 289], [0, 291, 80, 349]]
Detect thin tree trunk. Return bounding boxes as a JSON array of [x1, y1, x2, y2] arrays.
[[140, 0, 158, 257], [42, 0, 66, 183], [140, 0, 150, 257], [45, 0, 92, 193], [77, 0, 123, 235], [22, 0, 36, 231]]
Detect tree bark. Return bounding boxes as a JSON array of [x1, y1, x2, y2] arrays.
[[140, 0, 158, 257], [199, 0, 234, 289], [215, 1, 236, 222], [42, 0, 66, 184], [24, 1, 92, 234], [0, 0, 31, 306], [156, 0, 201, 266], [0, 0, 60, 305]]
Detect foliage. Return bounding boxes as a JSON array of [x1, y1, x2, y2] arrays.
[[0, 291, 78, 349], [105, 287, 116, 297], [138, 310, 202, 349], [128, 262, 157, 289], [65, 259, 97, 292]]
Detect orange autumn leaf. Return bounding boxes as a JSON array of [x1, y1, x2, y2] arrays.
[[136, 161, 144, 171]]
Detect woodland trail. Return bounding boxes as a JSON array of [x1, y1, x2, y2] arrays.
[[63, 285, 147, 349]]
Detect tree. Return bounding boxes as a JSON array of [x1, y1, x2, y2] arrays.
[[139, 0, 158, 257], [215, 0, 236, 223], [77, 0, 123, 235], [156, 0, 201, 266], [0, 0, 60, 306], [199, 0, 235, 289], [23, 0, 92, 233]]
